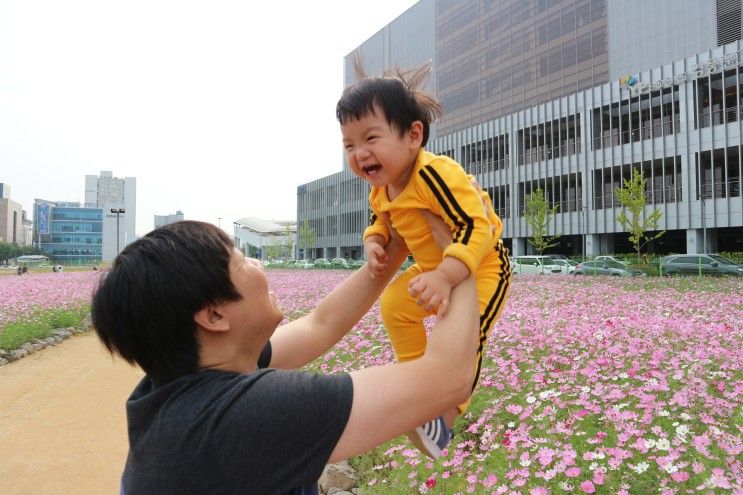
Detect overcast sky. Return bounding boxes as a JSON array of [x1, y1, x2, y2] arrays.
[[0, 0, 419, 236]]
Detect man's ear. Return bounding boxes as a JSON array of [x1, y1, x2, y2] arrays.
[[194, 304, 230, 333], [408, 121, 424, 147]]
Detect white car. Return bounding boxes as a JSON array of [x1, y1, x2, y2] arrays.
[[546, 258, 578, 274], [594, 255, 626, 266], [511, 255, 565, 275]]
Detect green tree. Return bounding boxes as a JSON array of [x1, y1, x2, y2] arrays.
[[265, 237, 282, 260], [0, 242, 40, 265], [616, 167, 665, 261], [524, 188, 561, 254], [297, 220, 316, 260], [283, 225, 295, 260]]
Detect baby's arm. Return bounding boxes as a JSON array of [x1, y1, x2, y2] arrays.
[[408, 256, 469, 315], [364, 234, 389, 279]]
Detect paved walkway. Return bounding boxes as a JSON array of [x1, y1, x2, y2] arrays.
[[0, 333, 143, 494]]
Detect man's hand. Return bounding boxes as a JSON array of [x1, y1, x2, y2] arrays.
[[364, 235, 389, 279], [408, 269, 453, 315]]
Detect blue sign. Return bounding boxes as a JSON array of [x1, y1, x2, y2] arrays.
[[37, 204, 49, 235]]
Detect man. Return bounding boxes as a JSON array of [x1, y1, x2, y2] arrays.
[[92, 220, 479, 494]]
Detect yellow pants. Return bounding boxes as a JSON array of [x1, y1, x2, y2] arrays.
[[381, 241, 512, 414]]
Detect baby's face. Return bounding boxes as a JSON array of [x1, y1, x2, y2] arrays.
[[341, 106, 422, 191]]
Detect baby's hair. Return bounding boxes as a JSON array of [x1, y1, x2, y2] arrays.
[[336, 54, 442, 146]]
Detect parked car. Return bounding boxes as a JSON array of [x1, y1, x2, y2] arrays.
[[573, 261, 644, 276], [546, 257, 578, 274], [331, 257, 350, 268], [659, 254, 743, 276], [594, 255, 626, 266], [313, 258, 331, 268], [511, 255, 564, 274]]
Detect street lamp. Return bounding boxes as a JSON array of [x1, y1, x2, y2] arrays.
[[218, 217, 222, 229], [111, 208, 125, 256]]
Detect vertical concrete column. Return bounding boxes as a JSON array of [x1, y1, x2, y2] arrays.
[[585, 234, 601, 256], [511, 237, 527, 256], [686, 228, 716, 253]]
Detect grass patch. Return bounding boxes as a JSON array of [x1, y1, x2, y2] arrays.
[[0, 305, 90, 350]]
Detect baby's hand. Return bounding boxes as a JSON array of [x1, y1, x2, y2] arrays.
[[365, 240, 388, 279], [408, 269, 453, 315]]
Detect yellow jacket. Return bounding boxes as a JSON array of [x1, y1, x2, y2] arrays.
[[364, 150, 502, 273]]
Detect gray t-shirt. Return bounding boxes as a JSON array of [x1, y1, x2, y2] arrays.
[[121, 345, 353, 494]]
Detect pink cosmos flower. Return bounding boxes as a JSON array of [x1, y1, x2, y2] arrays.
[[593, 468, 606, 485], [565, 467, 581, 478], [670, 471, 689, 482], [580, 480, 596, 493], [530, 487, 549, 495]]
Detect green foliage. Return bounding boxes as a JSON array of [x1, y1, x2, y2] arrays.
[[615, 168, 665, 261], [284, 225, 295, 259], [298, 220, 316, 259], [0, 305, 89, 350], [0, 242, 41, 265], [524, 188, 561, 254]]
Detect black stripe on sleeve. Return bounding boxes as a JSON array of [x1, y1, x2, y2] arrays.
[[418, 167, 466, 243], [423, 165, 474, 245]]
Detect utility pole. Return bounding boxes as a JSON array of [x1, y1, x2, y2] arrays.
[[111, 208, 125, 257]]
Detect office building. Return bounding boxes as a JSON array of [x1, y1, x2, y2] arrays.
[[85, 170, 136, 261], [154, 210, 184, 229], [0, 183, 29, 245], [233, 217, 296, 260], [298, 0, 743, 258], [33, 200, 103, 265]]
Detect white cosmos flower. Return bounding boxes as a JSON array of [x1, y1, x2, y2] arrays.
[[680, 413, 691, 420], [526, 396, 537, 404], [631, 462, 650, 474], [589, 462, 599, 471], [658, 410, 670, 417], [507, 422, 516, 428], [676, 425, 690, 437], [559, 481, 574, 491], [663, 464, 678, 474], [656, 438, 671, 451]]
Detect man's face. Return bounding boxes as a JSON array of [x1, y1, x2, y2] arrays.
[[222, 249, 284, 344], [341, 105, 421, 191]]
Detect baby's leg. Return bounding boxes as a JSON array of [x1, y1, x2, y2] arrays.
[[380, 264, 430, 362]]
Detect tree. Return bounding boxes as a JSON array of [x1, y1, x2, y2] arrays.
[[283, 225, 295, 260], [0, 242, 40, 265], [297, 220, 316, 260], [615, 167, 665, 261], [524, 188, 561, 254], [265, 237, 282, 260]]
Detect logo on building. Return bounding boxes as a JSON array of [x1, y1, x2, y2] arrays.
[[619, 75, 638, 89], [620, 54, 739, 97]]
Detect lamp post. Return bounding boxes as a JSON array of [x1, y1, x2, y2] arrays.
[[218, 217, 222, 229], [111, 208, 125, 256]]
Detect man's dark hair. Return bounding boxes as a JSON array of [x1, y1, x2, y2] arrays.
[[92, 221, 241, 384], [336, 61, 442, 147]]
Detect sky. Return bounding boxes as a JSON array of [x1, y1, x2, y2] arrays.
[[0, 0, 419, 237]]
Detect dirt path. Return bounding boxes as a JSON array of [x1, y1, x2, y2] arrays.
[[0, 333, 144, 494]]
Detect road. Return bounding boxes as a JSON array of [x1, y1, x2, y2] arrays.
[[0, 333, 143, 494]]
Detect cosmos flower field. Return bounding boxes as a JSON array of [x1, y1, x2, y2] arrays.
[[270, 271, 743, 494], [1, 269, 741, 494]]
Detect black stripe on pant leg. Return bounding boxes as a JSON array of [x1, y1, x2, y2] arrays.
[[471, 244, 511, 391]]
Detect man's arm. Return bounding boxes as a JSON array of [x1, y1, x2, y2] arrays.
[[267, 231, 408, 369], [328, 276, 479, 462]]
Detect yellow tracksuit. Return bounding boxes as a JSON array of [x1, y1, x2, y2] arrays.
[[364, 150, 512, 412]]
